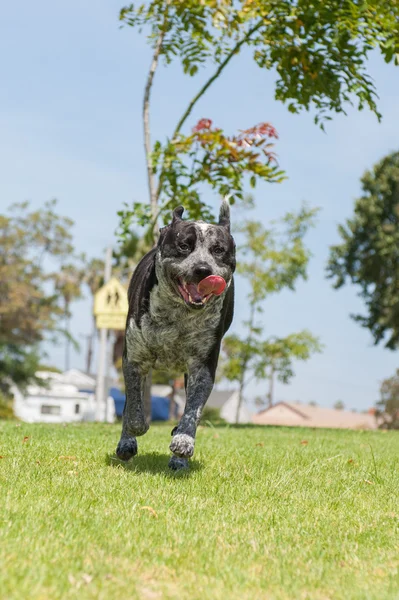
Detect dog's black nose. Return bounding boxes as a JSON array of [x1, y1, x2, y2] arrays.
[[193, 264, 213, 280]]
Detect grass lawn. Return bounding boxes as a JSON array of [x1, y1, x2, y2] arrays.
[[0, 422, 398, 600]]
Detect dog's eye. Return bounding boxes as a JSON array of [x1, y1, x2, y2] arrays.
[[213, 246, 224, 255], [178, 243, 190, 252]]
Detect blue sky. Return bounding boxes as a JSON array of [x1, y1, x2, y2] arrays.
[[2, 1, 399, 410]]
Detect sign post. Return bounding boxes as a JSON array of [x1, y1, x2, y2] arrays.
[[93, 250, 128, 421]]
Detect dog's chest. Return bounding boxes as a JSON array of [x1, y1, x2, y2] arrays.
[[125, 286, 223, 372]]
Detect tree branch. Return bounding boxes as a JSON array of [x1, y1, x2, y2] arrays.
[[143, 8, 169, 229], [155, 20, 264, 204], [173, 21, 263, 137]]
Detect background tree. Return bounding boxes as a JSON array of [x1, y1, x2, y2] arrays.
[[118, 0, 399, 239], [257, 333, 323, 408], [334, 400, 345, 410], [55, 263, 85, 371], [219, 207, 322, 421], [83, 258, 105, 374], [327, 151, 399, 349], [0, 200, 83, 394], [376, 369, 399, 429]]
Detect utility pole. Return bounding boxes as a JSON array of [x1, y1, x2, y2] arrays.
[[95, 247, 112, 421]]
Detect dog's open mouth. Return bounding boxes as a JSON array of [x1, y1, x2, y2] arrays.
[[177, 275, 226, 308]]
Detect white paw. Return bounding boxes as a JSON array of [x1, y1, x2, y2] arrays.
[[169, 433, 195, 458]]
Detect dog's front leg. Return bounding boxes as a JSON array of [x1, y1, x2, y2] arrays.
[[116, 357, 149, 461], [169, 363, 214, 470]]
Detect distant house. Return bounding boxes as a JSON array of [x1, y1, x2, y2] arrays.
[[13, 370, 115, 424], [252, 401, 377, 430], [173, 389, 251, 423], [13, 369, 251, 425], [62, 369, 96, 391], [206, 389, 251, 424]]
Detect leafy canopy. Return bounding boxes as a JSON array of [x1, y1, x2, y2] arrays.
[[327, 151, 399, 349], [118, 0, 399, 238], [121, 0, 399, 125], [0, 201, 84, 391]]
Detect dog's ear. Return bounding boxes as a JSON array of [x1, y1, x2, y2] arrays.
[[172, 206, 184, 225], [218, 197, 231, 231], [157, 206, 184, 248]]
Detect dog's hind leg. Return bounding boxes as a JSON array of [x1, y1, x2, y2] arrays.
[[116, 357, 149, 461], [169, 362, 214, 469]]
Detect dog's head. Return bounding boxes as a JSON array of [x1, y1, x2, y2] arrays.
[[156, 199, 236, 309]]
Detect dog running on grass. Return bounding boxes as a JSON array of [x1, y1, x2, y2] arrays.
[[116, 198, 236, 470]]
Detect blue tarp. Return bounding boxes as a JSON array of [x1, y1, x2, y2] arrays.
[[108, 387, 170, 421], [109, 387, 126, 418], [151, 395, 170, 421]]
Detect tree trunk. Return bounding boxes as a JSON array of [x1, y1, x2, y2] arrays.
[[267, 362, 275, 408], [235, 301, 257, 424], [142, 9, 169, 234], [64, 308, 70, 372], [235, 376, 245, 424]]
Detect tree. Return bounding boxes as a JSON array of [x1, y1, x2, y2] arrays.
[[55, 263, 85, 371], [83, 258, 105, 374], [219, 207, 322, 421], [118, 0, 399, 239], [257, 333, 323, 408], [334, 400, 345, 410], [327, 152, 399, 349], [376, 369, 399, 429], [0, 200, 83, 393]]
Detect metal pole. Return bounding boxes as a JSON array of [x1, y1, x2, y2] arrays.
[[104, 330, 114, 423], [95, 247, 112, 422]]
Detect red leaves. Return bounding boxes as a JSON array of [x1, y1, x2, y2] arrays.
[[192, 118, 212, 132], [153, 116, 285, 220], [193, 118, 278, 140], [235, 123, 278, 163], [190, 119, 279, 168], [239, 122, 279, 140]]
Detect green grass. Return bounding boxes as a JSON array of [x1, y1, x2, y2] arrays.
[[0, 422, 398, 600]]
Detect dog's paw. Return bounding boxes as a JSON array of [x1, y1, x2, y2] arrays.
[[126, 417, 149, 437], [168, 455, 189, 471], [169, 433, 195, 458], [116, 436, 138, 461]]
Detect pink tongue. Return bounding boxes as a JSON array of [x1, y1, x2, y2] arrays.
[[197, 275, 226, 297]]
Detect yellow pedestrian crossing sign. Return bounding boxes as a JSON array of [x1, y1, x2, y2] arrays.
[[94, 277, 128, 330]]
